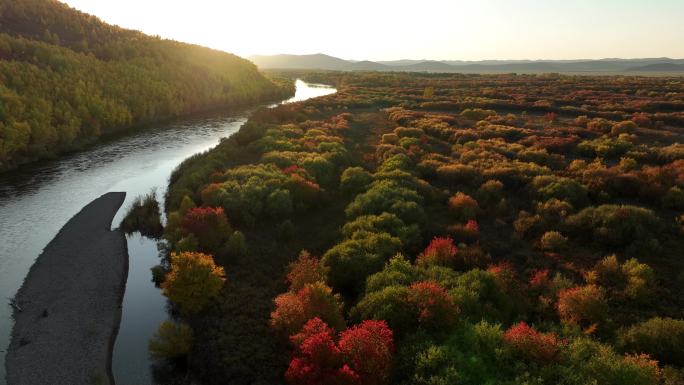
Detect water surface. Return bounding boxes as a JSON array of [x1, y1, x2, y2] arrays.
[[0, 79, 335, 384]]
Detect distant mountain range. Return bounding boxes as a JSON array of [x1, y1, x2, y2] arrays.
[[249, 54, 684, 74]]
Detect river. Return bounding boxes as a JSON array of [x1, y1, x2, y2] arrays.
[[0, 79, 336, 384]]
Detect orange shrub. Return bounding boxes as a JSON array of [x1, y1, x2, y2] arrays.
[[271, 282, 345, 336], [448, 192, 480, 221], [557, 285, 608, 326], [287, 251, 326, 291]]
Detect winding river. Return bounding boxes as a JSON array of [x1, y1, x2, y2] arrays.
[[0, 80, 336, 384]]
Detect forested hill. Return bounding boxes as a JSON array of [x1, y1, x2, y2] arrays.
[[0, 0, 293, 172]]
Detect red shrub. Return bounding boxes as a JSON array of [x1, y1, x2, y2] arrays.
[[287, 319, 394, 385], [504, 322, 562, 363], [416, 236, 458, 266], [338, 320, 394, 385], [465, 219, 480, 233], [282, 164, 303, 175], [529, 269, 551, 291], [181, 206, 231, 252], [290, 317, 336, 350], [285, 326, 360, 385], [407, 281, 459, 330]]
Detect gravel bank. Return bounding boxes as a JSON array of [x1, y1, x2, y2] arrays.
[[6, 192, 128, 385]]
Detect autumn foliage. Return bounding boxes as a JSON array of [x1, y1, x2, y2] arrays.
[[338, 320, 395, 385], [271, 282, 345, 336], [162, 252, 226, 314], [287, 251, 326, 291], [448, 192, 480, 221], [407, 281, 459, 330], [557, 285, 608, 327], [161, 71, 684, 384], [416, 236, 458, 267], [285, 318, 394, 385], [503, 322, 562, 363], [181, 206, 231, 252]]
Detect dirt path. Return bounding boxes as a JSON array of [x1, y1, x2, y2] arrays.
[[6, 192, 128, 385]]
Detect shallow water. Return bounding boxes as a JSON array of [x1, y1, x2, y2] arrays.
[[0, 79, 335, 384]]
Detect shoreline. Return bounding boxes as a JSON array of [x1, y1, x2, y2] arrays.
[[5, 192, 128, 385], [0, 89, 294, 175]]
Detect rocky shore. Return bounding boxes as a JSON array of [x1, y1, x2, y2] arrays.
[[6, 192, 128, 385]]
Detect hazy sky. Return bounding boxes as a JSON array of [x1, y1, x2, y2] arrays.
[[61, 0, 684, 61]]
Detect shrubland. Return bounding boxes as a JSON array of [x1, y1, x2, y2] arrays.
[[159, 71, 684, 384]]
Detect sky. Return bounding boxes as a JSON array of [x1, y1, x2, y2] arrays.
[[60, 0, 684, 61]]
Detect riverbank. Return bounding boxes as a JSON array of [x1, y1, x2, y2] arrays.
[[6, 192, 128, 385]]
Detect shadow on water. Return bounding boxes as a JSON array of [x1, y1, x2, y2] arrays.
[[0, 79, 335, 384]]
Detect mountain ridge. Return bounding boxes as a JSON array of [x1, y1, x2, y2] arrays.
[[249, 53, 684, 73]]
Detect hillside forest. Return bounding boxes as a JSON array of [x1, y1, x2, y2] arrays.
[[0, 0, 293, 172], [146, 71, 684, 384]]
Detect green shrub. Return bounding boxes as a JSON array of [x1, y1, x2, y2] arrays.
[[566, 338, 660, 385], [662, 186, 684, 210], [531, 175, 588, 208], [565, 205, 661, 254], [410, 322, 503, 385], [345, 179, 425, 224], [476, 179, 504, 209], [394, 126, 424, 138], [351, 285, 417, 335], [120, 191, 163, 238], [224, 231, 247, 257], [342, 213, 421, 250], [577, 137, 633, 158], [276, 219, 295, 241], [619, 317, 684, 366], [149, 321, 193, 361], [460, 108, 496, 121], [365, 254, 421, 293], [585, 255, 655, 302], [340, 166, 373, 195], [322, 232, 402, 295], [151, 265, 166, 286], [450, 269, 516, 323], [201, 163, 320, 223], [436, 164, 479, 186]]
